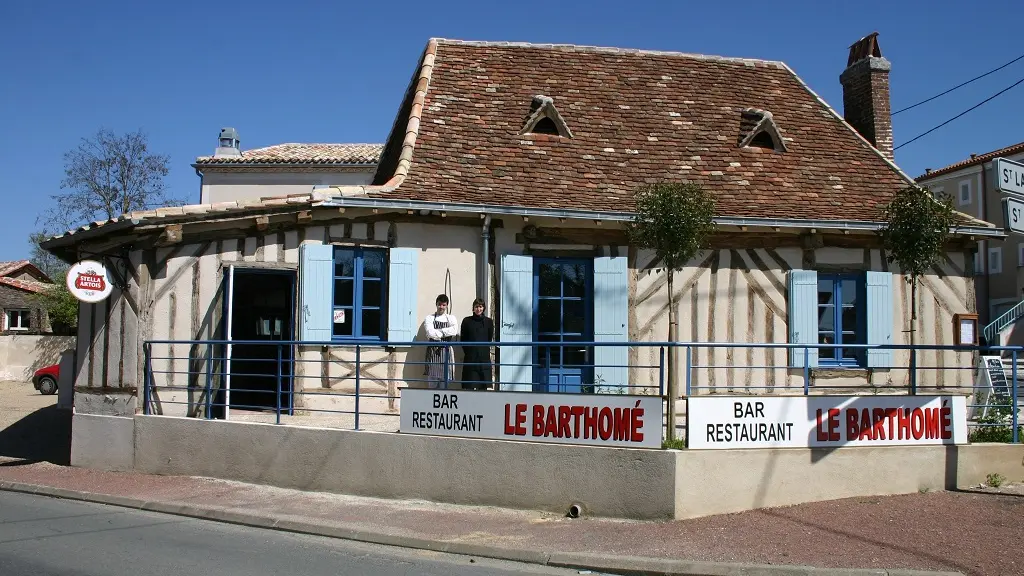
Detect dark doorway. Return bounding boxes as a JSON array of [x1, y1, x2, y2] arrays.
[[226, 268, 295, 413], [533, 258, 594, 393]]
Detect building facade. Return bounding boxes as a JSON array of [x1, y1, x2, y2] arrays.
[[0, 260, 57, 334]]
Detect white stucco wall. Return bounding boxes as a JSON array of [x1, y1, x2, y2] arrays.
[[200, 169, 375, 204]]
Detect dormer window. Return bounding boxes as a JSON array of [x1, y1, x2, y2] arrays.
[[521, 95, 573, 138], [737, 108, 787, 152]]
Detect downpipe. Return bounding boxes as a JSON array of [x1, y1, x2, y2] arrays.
[[480, 215, 491, 310]]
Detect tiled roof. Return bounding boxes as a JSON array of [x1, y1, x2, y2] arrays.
[[0, 260, 32, 277], [371, 39, 925, 223], [916, 141, 1024, 182], [195, 143, 383, 166], [0, 277, 50, 294]]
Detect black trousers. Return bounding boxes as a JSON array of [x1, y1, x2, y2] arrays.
[[461, 365, 492, 390]]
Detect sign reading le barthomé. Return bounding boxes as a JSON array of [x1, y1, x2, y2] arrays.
[[687, 395, 968, 450], [399, 389, 663, 448]]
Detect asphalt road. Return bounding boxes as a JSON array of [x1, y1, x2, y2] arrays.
[[0, 491, 583, 576]]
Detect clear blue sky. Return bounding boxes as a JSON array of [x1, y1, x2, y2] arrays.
[[2, 0, 1022, 262]]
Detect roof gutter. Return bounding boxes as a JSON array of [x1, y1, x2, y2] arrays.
[[39, 218, 142, 251], [191, 162, 379, 170], [318, 195, 1007, 238]]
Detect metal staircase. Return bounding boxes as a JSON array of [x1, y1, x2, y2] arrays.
[[983, 299, 1024, 345]]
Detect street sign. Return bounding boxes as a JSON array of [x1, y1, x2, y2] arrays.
[[995, 157, 1024, 198], [1002, 196, 1024, 235]]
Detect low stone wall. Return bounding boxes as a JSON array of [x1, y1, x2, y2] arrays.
[[0, 335, 75, 381], [71, 414, 1024, 520]]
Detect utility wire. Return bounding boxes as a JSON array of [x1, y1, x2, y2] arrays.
[[894, 75, 1024, 151], [892, 52, 1024, 115]]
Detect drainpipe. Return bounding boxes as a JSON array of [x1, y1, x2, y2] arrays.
[[480, 215, 492, 311], [980, 163, 989, 325], [194, 167, 205, 204]]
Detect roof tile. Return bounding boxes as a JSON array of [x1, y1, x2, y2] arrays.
[[195, 143, 383, 166]]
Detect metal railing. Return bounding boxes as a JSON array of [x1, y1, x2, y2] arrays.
[[141, 340, 1023, 443], [983, 298, 1024, 344]]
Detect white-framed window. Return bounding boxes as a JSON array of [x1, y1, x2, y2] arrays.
[[989, 247, 1003, 274], [959, 180, 972, 206], [5, 309, 30, 331]]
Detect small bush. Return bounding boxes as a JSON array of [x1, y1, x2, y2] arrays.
[[986, 473, 1006, 488], [662, 437, 686, 450]]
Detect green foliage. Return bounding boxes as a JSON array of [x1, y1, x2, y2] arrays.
[[628, 182, 717, 271], [986, 473, 1006, 488], [881, 186, 956, 282], [969, 396, 1023, 443], [662, 437, 687, 450], [34, 272, 78, 331]]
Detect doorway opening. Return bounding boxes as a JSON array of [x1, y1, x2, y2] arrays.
[[533, 258, 593, 393]]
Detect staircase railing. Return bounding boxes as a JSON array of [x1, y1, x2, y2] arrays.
[[984, 299, 1024, 344]]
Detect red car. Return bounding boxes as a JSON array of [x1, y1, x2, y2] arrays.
[[32, 363, 59, 395]]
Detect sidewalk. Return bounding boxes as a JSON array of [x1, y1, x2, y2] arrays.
[[1, 459, 1015, 575]]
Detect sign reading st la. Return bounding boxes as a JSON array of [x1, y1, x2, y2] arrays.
[[995, 157, 1024, 198]]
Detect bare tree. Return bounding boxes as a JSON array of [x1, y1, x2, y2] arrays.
[[43, 128, 180, 231], [27, 231, 68, 280]]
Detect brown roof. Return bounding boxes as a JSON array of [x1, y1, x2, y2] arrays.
[[0, 277, 50, 294], [196, 143, 382, 166], [0, 260, 51, 283], [371, 39, 921, 222], [916, 140, 1024, 182]]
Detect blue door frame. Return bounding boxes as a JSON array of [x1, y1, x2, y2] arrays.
[[533, 257, 594, 393]]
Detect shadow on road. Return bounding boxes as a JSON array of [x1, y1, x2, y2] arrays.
[[0, 405, 71, 465]]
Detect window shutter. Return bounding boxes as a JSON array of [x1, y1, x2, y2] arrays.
[[499, 254, 534, 391], [865, 271, 894, 368], [787, 269, 818, 368], [387, 248, 419, 343], [299, 243, 333, 342], [593, 255, 628, 393]]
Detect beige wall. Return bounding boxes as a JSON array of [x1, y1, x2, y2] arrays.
[[0, 335, 75, 380], [200, 169, 375, 204]]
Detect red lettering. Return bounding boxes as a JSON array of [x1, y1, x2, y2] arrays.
[[570, 406, 585, 438], [558, 406, 571, 438], [911, 408, 924, 440], [515, 404, 527, 436], [545, 405, 558, 437], [613, 408, 630, 441], [872, 408, 886, 440], [924, 408, 940, 439], [584, 407, 598, 439], [816, 409, 828, 441], [828, 408, 840, 441], [846, 408, 859, 440], [598, 407, 613, 441], [859, 408, 873, 441], [504, 404, 515, 435], [940, 407, 952, 440], [885, 408, 898, 440], [631, 404, 645, 442], [898, 408, 911, 440], [532, 405, 545, 436]]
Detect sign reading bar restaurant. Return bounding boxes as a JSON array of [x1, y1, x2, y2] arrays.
[[66, 260, 113, 303], [399, 389, 663, 448], [687, 395, 967, 449]]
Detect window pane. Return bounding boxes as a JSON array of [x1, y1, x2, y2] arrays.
[[335, 250, 355, 277], [817, 279, 834, 306], [538, 264, 560, 297], [817, 307, 834, 332], [563, 300, 585, 334], [363, 251, 384, 278], [538, 299, 560, 334], [563, 264, 586, 298], [841, 280, 857, 306], [841, 308, 859, 336], [334, 279, 353, 307], [363, 279, 382, 307], [361, 309, 381, 338], [333, 309, 353, 337]]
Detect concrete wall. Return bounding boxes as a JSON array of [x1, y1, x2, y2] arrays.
[[73, 413, 1024, 520], [201, 169, 375, 204], [0, 335, 75, 380]]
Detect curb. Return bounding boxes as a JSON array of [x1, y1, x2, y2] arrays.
[[0, 481, 963, 576]]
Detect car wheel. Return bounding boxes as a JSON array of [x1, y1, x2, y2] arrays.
[[38, 376, 57, 396]]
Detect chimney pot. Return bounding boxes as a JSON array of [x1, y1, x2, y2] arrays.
[[925, 168, 932, 174], [214, 127, 241, 158], [971, 153, 977, 159], [840, 33, 893, 162]]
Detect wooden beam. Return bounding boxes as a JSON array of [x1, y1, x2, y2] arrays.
[[255, 215, 270, 231], [297, 210, 313, 223], [156, 224, 182, 246]]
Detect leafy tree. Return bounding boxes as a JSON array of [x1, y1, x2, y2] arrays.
[[28, 231, 69, 280], [34, 271, 79, 333], [881, 185, 956, 346], [628, 182, 716, 443]]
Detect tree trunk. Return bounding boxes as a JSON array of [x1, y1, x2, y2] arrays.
[[910, 277, 917, 346], [666, 269, 678, 443]]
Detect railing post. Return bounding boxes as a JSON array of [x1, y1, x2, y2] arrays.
[[803, 347, 810, 396], [659, 346, 665, 397], [276, 344, 283, 425], [1013, 349, 1019, 444], [443, 345, 451, 390], [204, 343, 213, 419], [685, 345, 692, 397], [143, 342, 152, 415], [354, 345, 361, 430], [909, 347, 918, 395]]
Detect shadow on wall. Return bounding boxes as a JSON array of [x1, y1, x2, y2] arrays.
[[400, 322, 466, 391], [30, 335, 76, 374], [0, 405, 71, 466]]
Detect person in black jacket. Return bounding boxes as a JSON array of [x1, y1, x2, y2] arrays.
[[460, 298, 495, 391]]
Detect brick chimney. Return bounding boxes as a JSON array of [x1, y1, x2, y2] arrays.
[[839, 32, 893, 161]]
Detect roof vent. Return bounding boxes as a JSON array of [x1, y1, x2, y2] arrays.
[[520, 95, 572, 138], [214, 127, 241, 158], [737, 109, 787, 152]]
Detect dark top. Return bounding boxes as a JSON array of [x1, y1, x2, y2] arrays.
[[460, 314, 494, 363]]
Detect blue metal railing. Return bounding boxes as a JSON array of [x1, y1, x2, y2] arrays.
[[983, 298, 1024, 344], [141, 339, 1023, 443]]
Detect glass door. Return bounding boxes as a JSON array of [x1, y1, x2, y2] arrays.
[[534, 258, 593, 393]]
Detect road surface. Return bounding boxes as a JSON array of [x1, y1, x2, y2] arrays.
[[0, 491, 585, 576]]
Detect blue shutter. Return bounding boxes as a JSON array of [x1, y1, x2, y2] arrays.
[[593, 255, 629, 393], [299, 243, 333, 342], [499, 254, 533, 391], [865, 271, 894, 368], [387, 248, 419, 344], [787, 269, 818, 368]]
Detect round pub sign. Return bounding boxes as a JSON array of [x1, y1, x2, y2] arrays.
[[67, 260, 113, 303]]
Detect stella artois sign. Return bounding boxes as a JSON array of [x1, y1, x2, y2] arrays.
[[66, 260, 113, 303]]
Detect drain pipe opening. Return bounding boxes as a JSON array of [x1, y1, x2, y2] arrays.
[[567, 503, 582, 518]]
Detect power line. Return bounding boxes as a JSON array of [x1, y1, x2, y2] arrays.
[[894, 75, 1024, 151], [892, 52, 1024, 115]]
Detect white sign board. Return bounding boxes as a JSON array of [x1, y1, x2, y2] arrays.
[[1002, 196, 1024, 235], [400, 389, 663, 448], [995, 157, 1024, 198], [687, 395, 967, 449], [66, 260, 113, 303]]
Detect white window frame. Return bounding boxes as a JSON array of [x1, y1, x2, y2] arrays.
[[959, 180, 972, 206], [989, 247, 1003, 274], [5, 309, 30, 331]]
